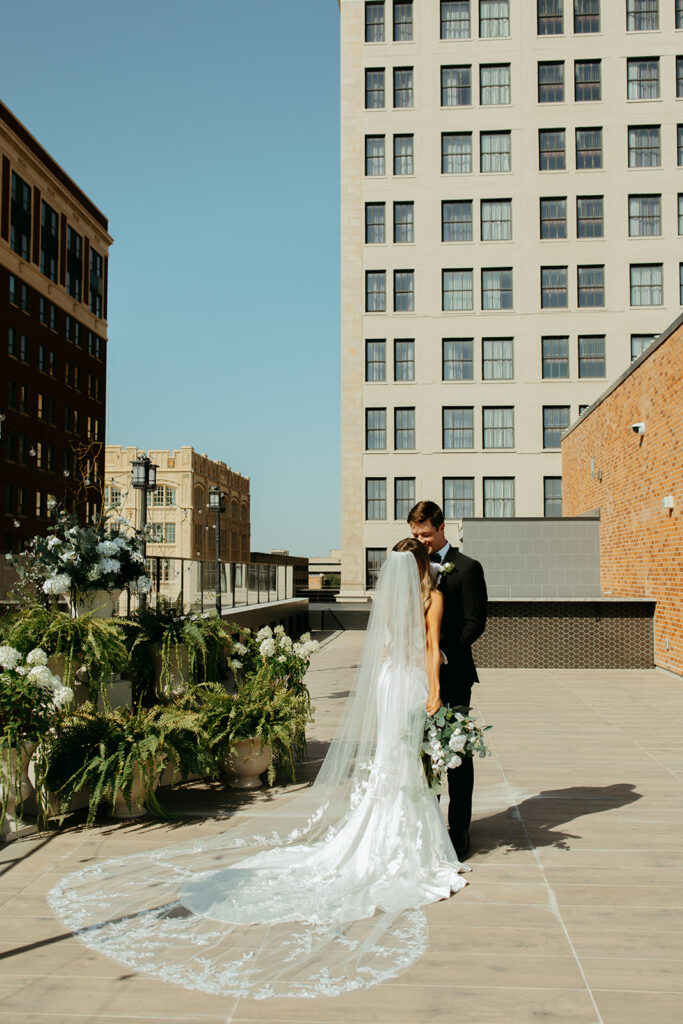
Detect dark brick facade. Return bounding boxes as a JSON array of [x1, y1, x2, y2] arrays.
[[472, 599, 655, 670]]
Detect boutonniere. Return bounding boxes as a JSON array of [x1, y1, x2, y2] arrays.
[[438, 562, 455, 575]]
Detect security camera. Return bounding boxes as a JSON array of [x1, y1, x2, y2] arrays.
[[631, 422, 645, 435]]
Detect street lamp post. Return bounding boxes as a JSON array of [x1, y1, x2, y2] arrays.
[[208, 486, 226, 616], [130, 454, 157, 609]]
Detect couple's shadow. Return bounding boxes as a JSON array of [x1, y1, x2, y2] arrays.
[[471, 783, 642, 854]]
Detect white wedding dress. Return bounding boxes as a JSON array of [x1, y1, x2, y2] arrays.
[[48, 552, 467, 1000]]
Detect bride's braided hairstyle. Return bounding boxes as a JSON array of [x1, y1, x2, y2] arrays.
[[392, 537, 434, 614]]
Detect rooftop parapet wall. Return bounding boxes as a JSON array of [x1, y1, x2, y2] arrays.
[[562, 316, 683, 676]]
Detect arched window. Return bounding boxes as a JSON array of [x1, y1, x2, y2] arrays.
[[231, 498, 239, 520], [194, 485, 205, 511], [241, 502, 249, 521]]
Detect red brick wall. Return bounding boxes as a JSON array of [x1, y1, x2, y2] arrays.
[[562, 321, 683, 676]]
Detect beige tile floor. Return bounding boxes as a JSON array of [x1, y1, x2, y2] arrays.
[[1, 630, 682, 1024]]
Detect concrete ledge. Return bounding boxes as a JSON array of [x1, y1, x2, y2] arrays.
[[221, 597, 309, 636]]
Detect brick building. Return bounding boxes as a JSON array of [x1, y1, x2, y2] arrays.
[[562, 313, 683, 675], [1, 100, 112, 553]]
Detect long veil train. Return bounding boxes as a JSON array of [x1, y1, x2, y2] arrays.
[[48, 551, 467, 1000]]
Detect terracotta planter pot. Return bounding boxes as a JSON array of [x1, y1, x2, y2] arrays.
[[0, 741, 36, 832], [111, 765, 161, 819], [223, 738, 272, 790]]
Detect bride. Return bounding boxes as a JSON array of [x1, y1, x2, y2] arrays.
[[48, 540, 468, 1000]]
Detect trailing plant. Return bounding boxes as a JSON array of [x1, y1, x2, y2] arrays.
[[43, 702, 209, 824], [1, 605, 133, 701], [189, 677, 314, 785], [132, 599, 229, 698]]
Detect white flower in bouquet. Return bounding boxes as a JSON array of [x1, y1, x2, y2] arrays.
[[28, 665, 60, 690], [43, 572, 72, 595], [274, 625, 285, 636], [96, 540, 120, 556], [256, 625, 273, 641], [0, 646, 22, 671], [46, 536, 61, 550], [277, 655, 287, 663], [59, 551, 80, 564], [299, 632, 311, 643], [26, 649, 48, 667], [112, 536, 130, 550], [259, 638, 276, 657], [97, 557, 121, 576], [278, 635, 293, 653], [131, 552, 145, 564], [234, 642, 247, 656], [129, 575, 152, 594], [50, 685, 74, 709]]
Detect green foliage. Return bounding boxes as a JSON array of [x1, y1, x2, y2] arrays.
[[44, 702, 211, 823], [132, 599, 229, 698]]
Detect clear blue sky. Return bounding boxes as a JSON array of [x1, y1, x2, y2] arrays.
[[2, 0, 341, 557]]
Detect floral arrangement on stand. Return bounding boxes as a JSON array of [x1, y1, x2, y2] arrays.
[[226, 624, 319, 692], [6, 501, 152, 613], [421, 706, 492, 793], [0, 645, 74, 831]]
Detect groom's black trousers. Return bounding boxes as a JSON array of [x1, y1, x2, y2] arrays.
[[443, 682, 474, 836]]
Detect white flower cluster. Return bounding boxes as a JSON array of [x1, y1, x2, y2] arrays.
[[96, 557, 121, 576], [129, 575, 153, 594], [42, 572, 72, 595], [424, 725, 462, 775], [255, 625, 319, 663], [0, 647, 73, 709], [422, 708, 491, 793]]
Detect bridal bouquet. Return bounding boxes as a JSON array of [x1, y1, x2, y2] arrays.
[[421, 705, 492, 793]]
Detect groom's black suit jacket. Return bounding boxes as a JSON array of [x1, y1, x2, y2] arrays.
[[435, 545, 488, 707]]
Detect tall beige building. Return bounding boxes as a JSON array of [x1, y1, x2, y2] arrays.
[[339, 0, 683, 597], [104, 445, 250, 565]]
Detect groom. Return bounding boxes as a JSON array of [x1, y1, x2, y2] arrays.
[[407, 500, 488, 860]]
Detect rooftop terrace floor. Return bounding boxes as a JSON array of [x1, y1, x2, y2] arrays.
[[1, 630, 682, 1023]]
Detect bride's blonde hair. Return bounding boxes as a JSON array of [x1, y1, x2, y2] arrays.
[[392, 537, 434, 613]]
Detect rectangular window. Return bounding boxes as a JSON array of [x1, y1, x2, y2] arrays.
[[394, 477, 415, 520], [443, 407, 474, 448], [40, 201, 59, 282], [575, 60, 601, 101], [366, 339, 386, 381], [627, 58, 660, 99], [443, 338, 474, 380], [442, 132, 472, 174], [679, 194, 683, 235], [576, 127, 602, 168], [66, 227, 82, 300], [10, 172, 31, 259], [482, 337, 513, 379], [479, 0, 509, 37], [629, 194, 661, 235], [365, 135, 386, 175], [441, 1, 471, 38], [577, 195, 603, 237], [89, 249, 103, 318], [366, 478, 387, 520], [542, 336, 570, 378], [544, 477, 563, 517], [365, 68, 385, 108], [394, 134, 414, 174], [366, 408, 387, 449], [394, 202, 414, 242], [442, 200, 473, 242], [444, 478, 475, 519], [394, 407, 415, 448], [442, 65, 472, 106], [631, 334, 656, 360], [481, 131, 511, 172], [482, 267, 513, 309], [538, 61, 565, 102], [541, 266, 569, 307], [393, 270, 414, 311], [480, 64, 510, 105], [366, 271, 386, 311], [630, 263, 663, 305], [578, 335, 606, 377], [628, 124, 660, 166], [677, 0, 683, 28], [39, 296, 48, 325], [483, 407, 514, 448], [677, 57, 683, 98], [366, 202, 386, 243], [626, 0, 658, 31], [484, 477, 515, 517], [577, 265, 605, 307], [393, 1, 413, 40], [540, 197, 567, 238], [443, 269, 474, 310], [679, 125, 683, 165], [543, 406, 570, 447], [394, 339, 415, 380], [393, 66, 413, 107], [574, 0, 600, 33], [481, 199, 512, 241], [366, 548, 387, 589], [7, 328, 16, 357], [165, 524, 176, 544], [538, 0, 564, 34], [365, 1, 385, 41], [539, 129, 566, 169]]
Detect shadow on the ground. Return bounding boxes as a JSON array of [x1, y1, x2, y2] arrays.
[[472, 783, 642, 854]]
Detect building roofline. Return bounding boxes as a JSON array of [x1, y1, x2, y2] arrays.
[[0, 100, 109, 232], [562, 310, 683, 442]]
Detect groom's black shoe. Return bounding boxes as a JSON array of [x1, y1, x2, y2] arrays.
[[451, 829, 470, 861]]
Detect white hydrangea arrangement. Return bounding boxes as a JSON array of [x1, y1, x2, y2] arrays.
[[0, 646, 74, 747], [6, 502, 152, 605], [421, 706, 492, 793], [223, 624, 319, 690]]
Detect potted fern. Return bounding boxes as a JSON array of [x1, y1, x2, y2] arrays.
[[133, 599, 228, 699]]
